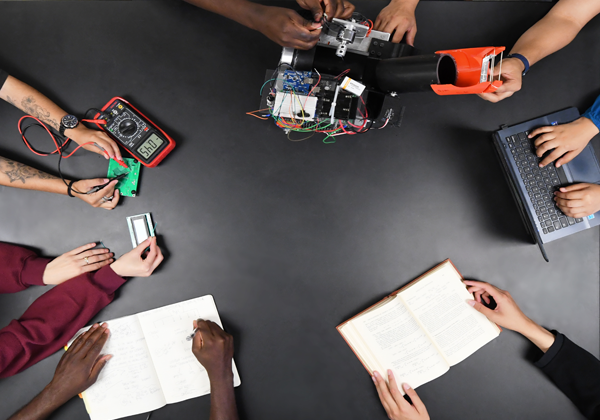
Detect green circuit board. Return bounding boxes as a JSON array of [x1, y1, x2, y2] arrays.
[[107, 157, 141, 197]]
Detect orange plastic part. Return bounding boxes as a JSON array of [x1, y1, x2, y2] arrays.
[[431, 46, 505, 95]]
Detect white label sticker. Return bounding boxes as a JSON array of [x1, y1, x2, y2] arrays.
[[341, 76, 366, 96]]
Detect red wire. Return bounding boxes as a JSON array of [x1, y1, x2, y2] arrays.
[[18, 115, 97, 158], [366, 20, 373, 37]]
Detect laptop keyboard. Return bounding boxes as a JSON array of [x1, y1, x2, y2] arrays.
[[506, 131, 583, 234]]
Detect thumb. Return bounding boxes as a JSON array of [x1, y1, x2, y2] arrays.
[[299, 0, 323, 21], [90, 354, 112, 382], [468, 299, 495, 318], [402, 383, 427, 412], [560, 183, 588, 193]]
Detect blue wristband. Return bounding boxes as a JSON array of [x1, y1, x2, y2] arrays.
[[506, 53, 530, 76]]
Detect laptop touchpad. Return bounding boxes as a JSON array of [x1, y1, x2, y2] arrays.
[[565, 145, 600, 184]]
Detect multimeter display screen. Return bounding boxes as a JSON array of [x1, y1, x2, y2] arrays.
[[137, 134, 164, 159]]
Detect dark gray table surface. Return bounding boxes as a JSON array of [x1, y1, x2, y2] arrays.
[[0, 1, 598, 420]]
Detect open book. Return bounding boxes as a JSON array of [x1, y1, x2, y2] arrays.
[[337, 260, 500, 390], [68, 295, 241, 420]]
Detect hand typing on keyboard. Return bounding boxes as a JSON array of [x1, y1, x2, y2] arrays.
[[554, 183, 600, 218], [530, 117, 600, 168]]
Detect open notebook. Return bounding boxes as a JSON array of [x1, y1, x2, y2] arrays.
[[68, 295, 241, 420], [337, 260, 500, 391]]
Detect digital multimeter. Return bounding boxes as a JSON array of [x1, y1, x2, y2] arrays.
[[93, 97, 175, 167]]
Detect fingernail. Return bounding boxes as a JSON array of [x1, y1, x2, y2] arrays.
[[371, 375, 377, 384], [467, 299, 476, 306], [556, 164, 561, 168], [101, 323, 108, 329], [387, 369, 393, 377], [103, 179, 109, 183], [91, 324, 99, 329], [373, 371, 380, 379], [104, 329, 110, 334], [403, 383, 412, 391]]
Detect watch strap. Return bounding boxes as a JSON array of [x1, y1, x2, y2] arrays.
[[507, 53, 530, 76]]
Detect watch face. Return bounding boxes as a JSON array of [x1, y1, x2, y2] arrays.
[[61, 114, 79, 129]]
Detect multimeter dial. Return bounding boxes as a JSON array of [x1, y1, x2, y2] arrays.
[[119, 119, 138, 136]]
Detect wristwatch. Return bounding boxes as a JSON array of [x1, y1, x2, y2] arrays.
[[59, 114, 79, 136], [506, 53, 530, 77]]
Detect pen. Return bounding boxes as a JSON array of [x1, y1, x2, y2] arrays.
[[186, 328, 199, 341]]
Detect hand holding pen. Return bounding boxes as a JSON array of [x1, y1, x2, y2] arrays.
[[190, 320, 235, 382]]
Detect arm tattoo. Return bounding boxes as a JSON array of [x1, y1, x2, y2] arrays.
[[6, 95, 16, 107], [20, 96, 60, 131], [0, 156, 57, 184]]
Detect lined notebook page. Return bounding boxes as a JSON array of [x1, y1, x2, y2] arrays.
[[138, 295, 241, 404], [80, 315, 166, 420]]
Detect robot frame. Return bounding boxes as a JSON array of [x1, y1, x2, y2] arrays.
[[251, 12, 504, 143]]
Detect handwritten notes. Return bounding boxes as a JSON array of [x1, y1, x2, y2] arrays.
[[80, 316, 166, 420], [70, 295, 241, 420], [139, 295, 241, 404]]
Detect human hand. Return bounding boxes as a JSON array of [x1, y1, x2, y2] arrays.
[[374, 0, 418, 45], [464, 280, 533, 334], [478, 57, 524, 103], [296, 0, 354, 21], [554, 183, 600, 218], [110, 236, 164, 278], [192, 319, 234, 382], [46, 323, 111, 405], [530, 117, 599, 168], [372, 370, 429, 420], [66, 125, 122, 161], [43, 243, 114, 285], [252, 6, 322, 49], [73, 178, 121, 210]]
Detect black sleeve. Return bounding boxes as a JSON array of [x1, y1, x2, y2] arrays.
[[535, 331, 600, 420], [0, 68, 8, 90]]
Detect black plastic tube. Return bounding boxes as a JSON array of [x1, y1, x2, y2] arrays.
[[375, 54, 457, 93]]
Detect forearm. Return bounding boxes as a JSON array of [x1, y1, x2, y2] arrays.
[[0, 76, 68, 132], [511, 0, 600, 66], [183, 0, 263, 31], [8, 385, 66, 420], [516, 320, 556, 353], [208, 373, 239, 420], [0, 155, 70, 195]]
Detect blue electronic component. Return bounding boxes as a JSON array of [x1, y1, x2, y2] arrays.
[[282, 70, 313, 94]]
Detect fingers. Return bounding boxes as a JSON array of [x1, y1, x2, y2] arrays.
[[143, 236, 159, 262], [300, 0, 325, 21], [559, 183, 590, 193], [100, 189, 120, 210], [77, 248, 111, 260], [467, 299, 495, 318], [555, 151, 578, 168], [530, 126, 554, 138], [68, 326, 96, 354], [67, 242, 98, 256], [70, 324, 100, 354], [287, 12, 321, 49], [538, 148, 563, 168], [195, 319, 213, 344], [149, 241, 164, 272], [405, 25, 417, 46], [402, 383, 427, 413], [387, 370, 409, 410], [84, 324, 110, 361], [89, 354, 112, 383], [372, 371, 396, 416], [339, 1, 354, 19], [79, 323, 109, 359]]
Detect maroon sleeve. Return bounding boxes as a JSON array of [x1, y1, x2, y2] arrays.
[[0, 242, 52, 293], [0, 265, 126, 377]]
